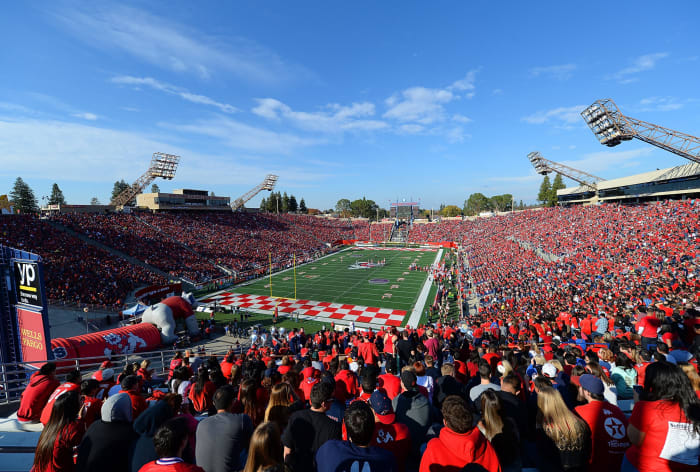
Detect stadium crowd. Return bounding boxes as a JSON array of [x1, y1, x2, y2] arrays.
[[20, 307, 700, 472], [0, 216, 166, 307]]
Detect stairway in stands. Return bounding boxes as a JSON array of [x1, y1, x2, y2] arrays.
[[389, 224, 409, 243]]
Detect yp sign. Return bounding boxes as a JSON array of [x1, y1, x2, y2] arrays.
[[13, 260, 43, 309]]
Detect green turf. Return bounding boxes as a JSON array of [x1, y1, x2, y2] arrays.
[[235, 248, 439, 313], [196, 311, 328, 334]]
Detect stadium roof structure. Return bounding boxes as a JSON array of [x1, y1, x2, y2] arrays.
[[557, 162, 700, 204]]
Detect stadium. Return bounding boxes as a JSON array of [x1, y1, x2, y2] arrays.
[[2, 5, 700, 472]]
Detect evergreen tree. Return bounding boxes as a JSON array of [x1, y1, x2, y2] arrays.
[[9, 177, 39, 214], [519, 200, 524, 210], [150, 183, 160, 193], [537, 175, 552, 206], [111, 179, 130, 201], [259, 197, 266, 212], [299, 198, 307, 214], [281, 192, 289, 212], [549, 173, 566, 207], [48, 183, 66, 205], [288, 195, 298, 212], [90, 197, 101, 205]]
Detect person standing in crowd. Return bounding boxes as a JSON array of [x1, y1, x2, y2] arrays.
[[367, 390, 411, 472], [469, 361, 501, 403], [32, 390, 84, 472], [282, 382, 341, 471], [18, 362, 60, 424], [535, 387, 591, 472], [392, 370, 433, 459], [420, 395, 501, 472], [242, 422, 286, 472], [130, 396, 177, 472], [622, 361, 700, 472], [76, 393, 138, 472], [478, 389, 521, 472], [119, 375, 148, 420], [195, 385, 253, 472], [137, 418, 204, 472], [573, 374, 629, 471], [316, 401, 397, 472], [378, 360, 401, 400]]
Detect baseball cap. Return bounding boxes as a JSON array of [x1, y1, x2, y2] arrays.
[[369, 391, 395, 424], [578, 374, 604, 396], [100, 361, 113, 369], [102, 368, 115, 380], [541, 363, 557, 378], [400, 370, 417, 389]]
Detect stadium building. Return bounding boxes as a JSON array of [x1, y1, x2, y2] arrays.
[[136, 189, 230, 211], [557, 162, 700, 205]]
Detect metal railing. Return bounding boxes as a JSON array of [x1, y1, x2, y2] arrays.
[[0, 345, 244, 407]]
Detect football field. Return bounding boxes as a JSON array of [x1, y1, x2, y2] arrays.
[[239, 247, 439, 313]]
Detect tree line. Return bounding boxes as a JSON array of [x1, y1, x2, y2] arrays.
[[537, 174, 566, 207], [335, 198, 391, 220], [260, 191, 308, 214]]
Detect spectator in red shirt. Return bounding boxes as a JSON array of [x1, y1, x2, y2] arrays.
[[420, 395, 501, 472], [188, 368, 216, 415], [32, 390, 84, 472], [78, 379, 103, 428], [573, 374, 629, 471], [368, 390, 411, 472], [18, 362, 60, 423], [358, 336, 380, 366], [334, 359, 360, 403], [119, 375, 148, 420], [378, 360, 401, 400], [41, 369, 82, 425], [138, 417, 204, 472], [623, 362, 700, 472]]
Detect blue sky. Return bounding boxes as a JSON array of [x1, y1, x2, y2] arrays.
[[1, 1, 699, 210]]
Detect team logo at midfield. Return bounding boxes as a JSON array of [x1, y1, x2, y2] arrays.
[[349, 261, 385, 270]]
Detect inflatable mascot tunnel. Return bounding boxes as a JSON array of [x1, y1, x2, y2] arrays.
[[140, 292, 199, 344]]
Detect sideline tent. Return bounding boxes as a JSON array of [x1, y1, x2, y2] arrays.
[[123, 303, 147, 317]]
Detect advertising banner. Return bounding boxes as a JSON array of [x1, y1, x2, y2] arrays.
[[16, 307, 48, 364], [13, 260, 43, 309]]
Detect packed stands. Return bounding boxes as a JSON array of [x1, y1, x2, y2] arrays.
[[0, 216, 166, 307]]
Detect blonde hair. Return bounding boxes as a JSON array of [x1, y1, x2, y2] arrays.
[[479, 389, 504, 441], [680, 363, 700, 391], [243, 422, 283, 472], [537, 387, 588, 451], [549, 359, 563, 372], [499, 360, 513, 377], [264, 383, 293, 422]]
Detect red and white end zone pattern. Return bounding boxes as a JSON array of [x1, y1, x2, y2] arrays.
[[201, 292, 407, 327], [352, 247, 437, 252]]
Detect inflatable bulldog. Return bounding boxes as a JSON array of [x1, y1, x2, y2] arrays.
[[140, 292, 199, 344]]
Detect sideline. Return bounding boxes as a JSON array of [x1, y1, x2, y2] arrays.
[[405, 248, 443, 328]]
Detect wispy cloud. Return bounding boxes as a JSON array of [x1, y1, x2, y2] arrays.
[[0, 117, 328, 194], [608, 52, 668, 84], [529, 63, 577, 80], [561, 148, 653, 174], [112, 76, 238, 113], [251, 98, 387, 133], [383, 69, 479, 125], [159, 115, 322, 154], [638, 96, 684, 112], [48, 4, 312, 83], [521, 105, 586, 125], [71, 112, 98, 121]]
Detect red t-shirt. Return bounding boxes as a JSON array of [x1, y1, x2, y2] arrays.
[[575, 401, 630, 471], [377, 374, 401, 400], [625, 400, 700, 471], [79, 395, 103, 428], [120, 389, 148, 420], [372, 421, 411, 472], [138, 458, 205, 472], [40, 382, 81, 425], [637, 316, 661, 339], [188, 381, 216, 413]]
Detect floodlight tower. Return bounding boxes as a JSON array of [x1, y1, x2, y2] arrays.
[[231, 174, 278, 211], [527, 151, 604, 191], [111, 152, 180, 208], [581, 99, 700, 164]]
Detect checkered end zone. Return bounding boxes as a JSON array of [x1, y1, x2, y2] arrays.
[[200, 292, 407, 327]]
